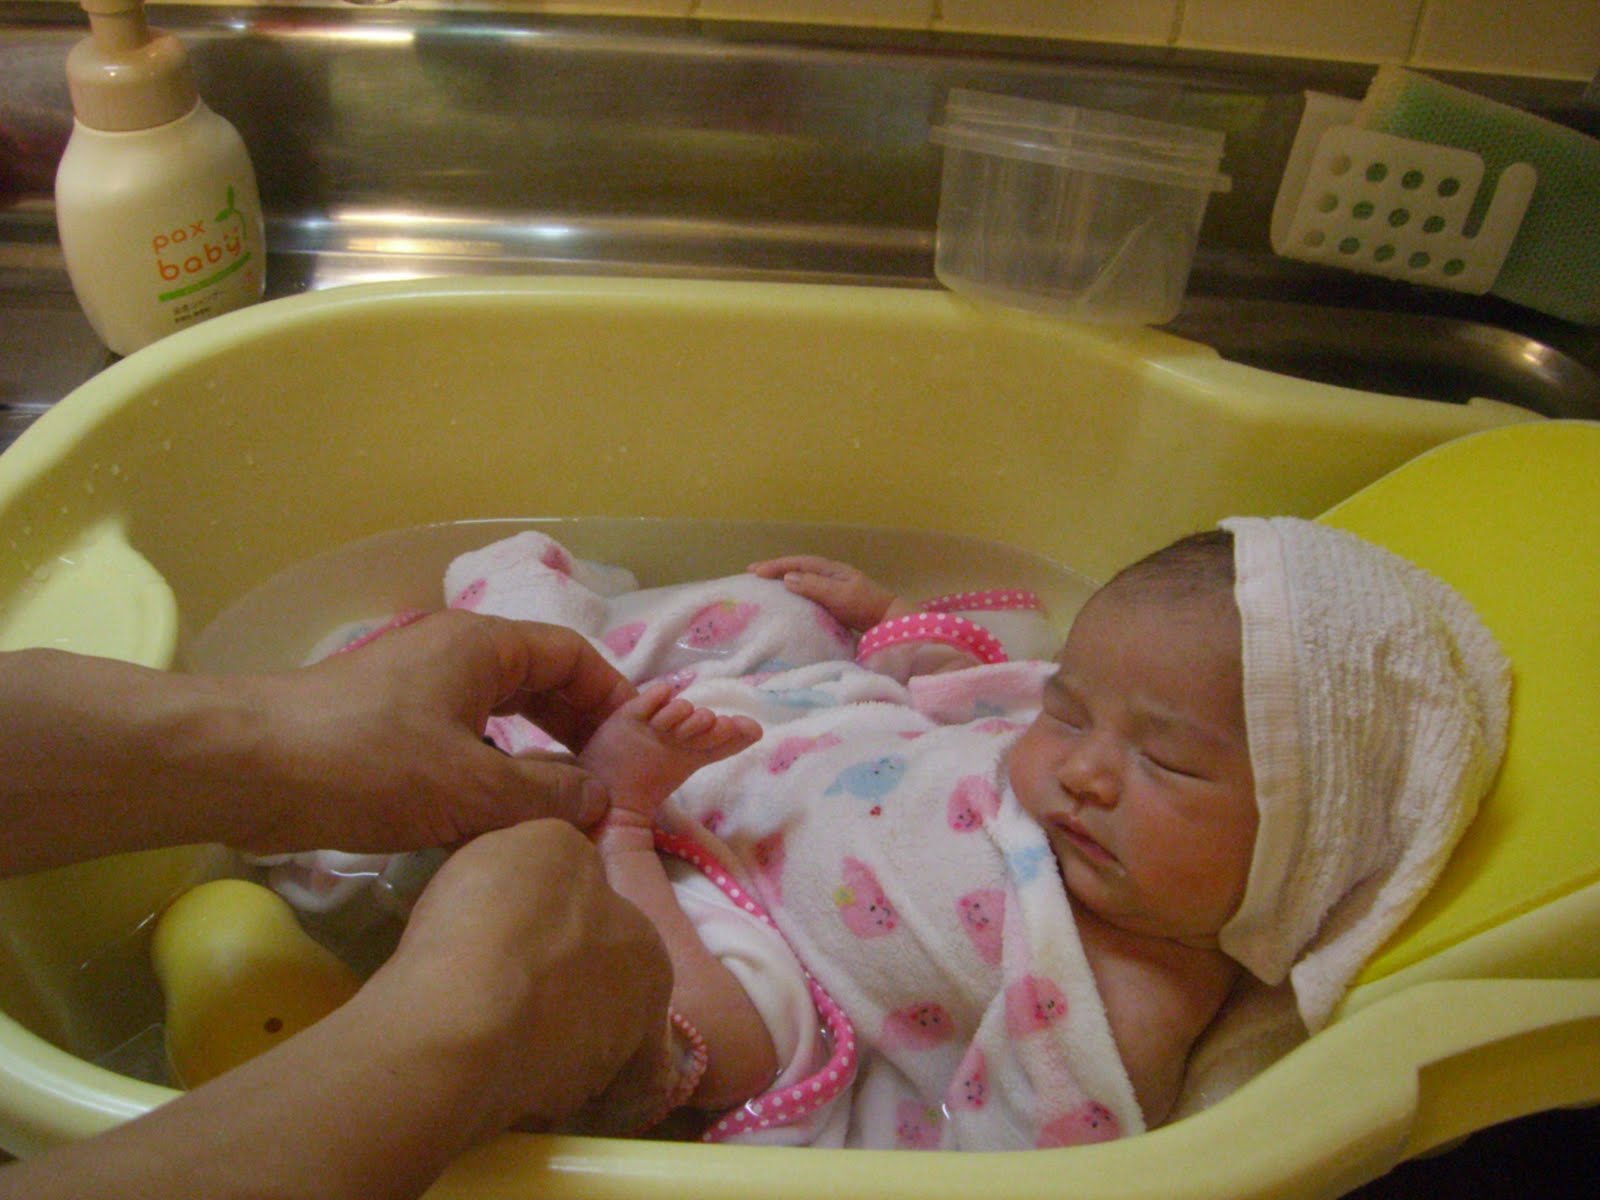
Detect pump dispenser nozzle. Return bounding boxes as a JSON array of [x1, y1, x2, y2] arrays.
[[66, 0, 198, 132]]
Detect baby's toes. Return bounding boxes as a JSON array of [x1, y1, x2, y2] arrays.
[[708, 715, 762, 752], [629, 680, 677, 720], [646, 696, 701, 732], [673, 718, 729, 751]]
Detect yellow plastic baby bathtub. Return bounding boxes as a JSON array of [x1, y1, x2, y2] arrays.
[[0, 277, 1595, 1198]]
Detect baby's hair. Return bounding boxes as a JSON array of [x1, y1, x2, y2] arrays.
[[1102, 529, 1236, 607]]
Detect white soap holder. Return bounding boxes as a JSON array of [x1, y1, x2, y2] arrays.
[[1270, 92, 1537, 294]]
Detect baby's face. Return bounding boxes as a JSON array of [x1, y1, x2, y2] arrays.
[[1007, 585, 1257, 946]]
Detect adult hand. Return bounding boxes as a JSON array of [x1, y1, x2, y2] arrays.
[[236, 611, 638, 854], [0, 820, 673, 1200], [364, 818, 674, 1135], [0, 612, 633, 879]]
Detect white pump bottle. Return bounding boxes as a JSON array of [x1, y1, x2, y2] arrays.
[[54, 0, 265, 356]]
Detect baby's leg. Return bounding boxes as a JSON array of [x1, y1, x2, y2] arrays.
[[583, 685, 777, 1111], [581, 682, 761, 825]]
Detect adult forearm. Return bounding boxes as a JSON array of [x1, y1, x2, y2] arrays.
[[0, 649, 270, 876], [0, 980, 499, 1200]]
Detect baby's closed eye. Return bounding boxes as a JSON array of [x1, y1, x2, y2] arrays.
[[1141, 747, 1211, 780]]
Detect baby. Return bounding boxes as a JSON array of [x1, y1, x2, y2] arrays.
[[578, 532, 1255, 1137], [267, 519, 1509, 1150]]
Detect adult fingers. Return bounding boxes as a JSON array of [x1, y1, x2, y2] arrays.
[[478, 617, 636, 749], [495, 750, 610, 829], [375, 821, 667, 1130]]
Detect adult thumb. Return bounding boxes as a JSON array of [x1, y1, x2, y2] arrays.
[[503, 753, 611, 829]]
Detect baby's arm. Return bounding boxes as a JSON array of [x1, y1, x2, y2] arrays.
[[581, 685, 777, 1112], [749, 556, 984, 675]]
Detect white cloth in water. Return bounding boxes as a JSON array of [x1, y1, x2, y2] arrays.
[[1217, 516, 1511, 1032], [443, 530, 858, 686]]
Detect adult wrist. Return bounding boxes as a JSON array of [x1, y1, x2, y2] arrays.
[[156, 670, 286, 851], [352, 948, 519, 1142]]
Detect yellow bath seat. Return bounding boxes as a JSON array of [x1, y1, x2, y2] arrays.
[[1329, 420, 1600, 991]]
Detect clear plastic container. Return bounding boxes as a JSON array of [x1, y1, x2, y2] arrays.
[[930, 90, 1231, 324]]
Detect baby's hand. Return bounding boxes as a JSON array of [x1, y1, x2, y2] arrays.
[[748, 556, 913, 633]]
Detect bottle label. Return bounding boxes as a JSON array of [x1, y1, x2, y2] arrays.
[[150, 184, 259, 321]]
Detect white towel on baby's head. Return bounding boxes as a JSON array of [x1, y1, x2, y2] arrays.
[[1216, 516, 1511, 1033]]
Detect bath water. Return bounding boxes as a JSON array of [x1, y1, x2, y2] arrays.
[[186, 516, 1097, 674]]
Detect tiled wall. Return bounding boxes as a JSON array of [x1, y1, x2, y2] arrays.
[[434, 0, 1597, 80], [817, 1, 1595, 83], [15, 0, 1599, 81]]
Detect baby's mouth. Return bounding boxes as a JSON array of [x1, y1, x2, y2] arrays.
[[1055, 813, 1116, 866]]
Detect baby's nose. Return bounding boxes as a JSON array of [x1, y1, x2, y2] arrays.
[[1057, 736, 1120, 806]]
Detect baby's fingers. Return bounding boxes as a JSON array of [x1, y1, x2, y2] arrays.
[[748, 555, 852, 580]]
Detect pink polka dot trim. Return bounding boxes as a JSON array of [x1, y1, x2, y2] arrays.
[[856, 612, 1007, 667], [623, 1007, 710, 1135], [654, 831, 859, 1142], [920, 589, 1044, 614], [663, 1009, 710, 1110], [332, 609, 429, 656]]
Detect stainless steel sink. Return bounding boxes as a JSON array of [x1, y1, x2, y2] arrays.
[[1163, 297, 1600, 418], [5, 2, 1599, 457], [0, 265, 115, 448]]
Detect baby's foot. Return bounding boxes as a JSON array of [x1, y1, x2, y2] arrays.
[[581, 682, 761, 825]]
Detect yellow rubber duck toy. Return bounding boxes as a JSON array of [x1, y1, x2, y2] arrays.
[[151, 879, 361, 1087]]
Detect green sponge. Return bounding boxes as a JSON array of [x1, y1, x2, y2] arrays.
[[1359, 65, 1600, 325]]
